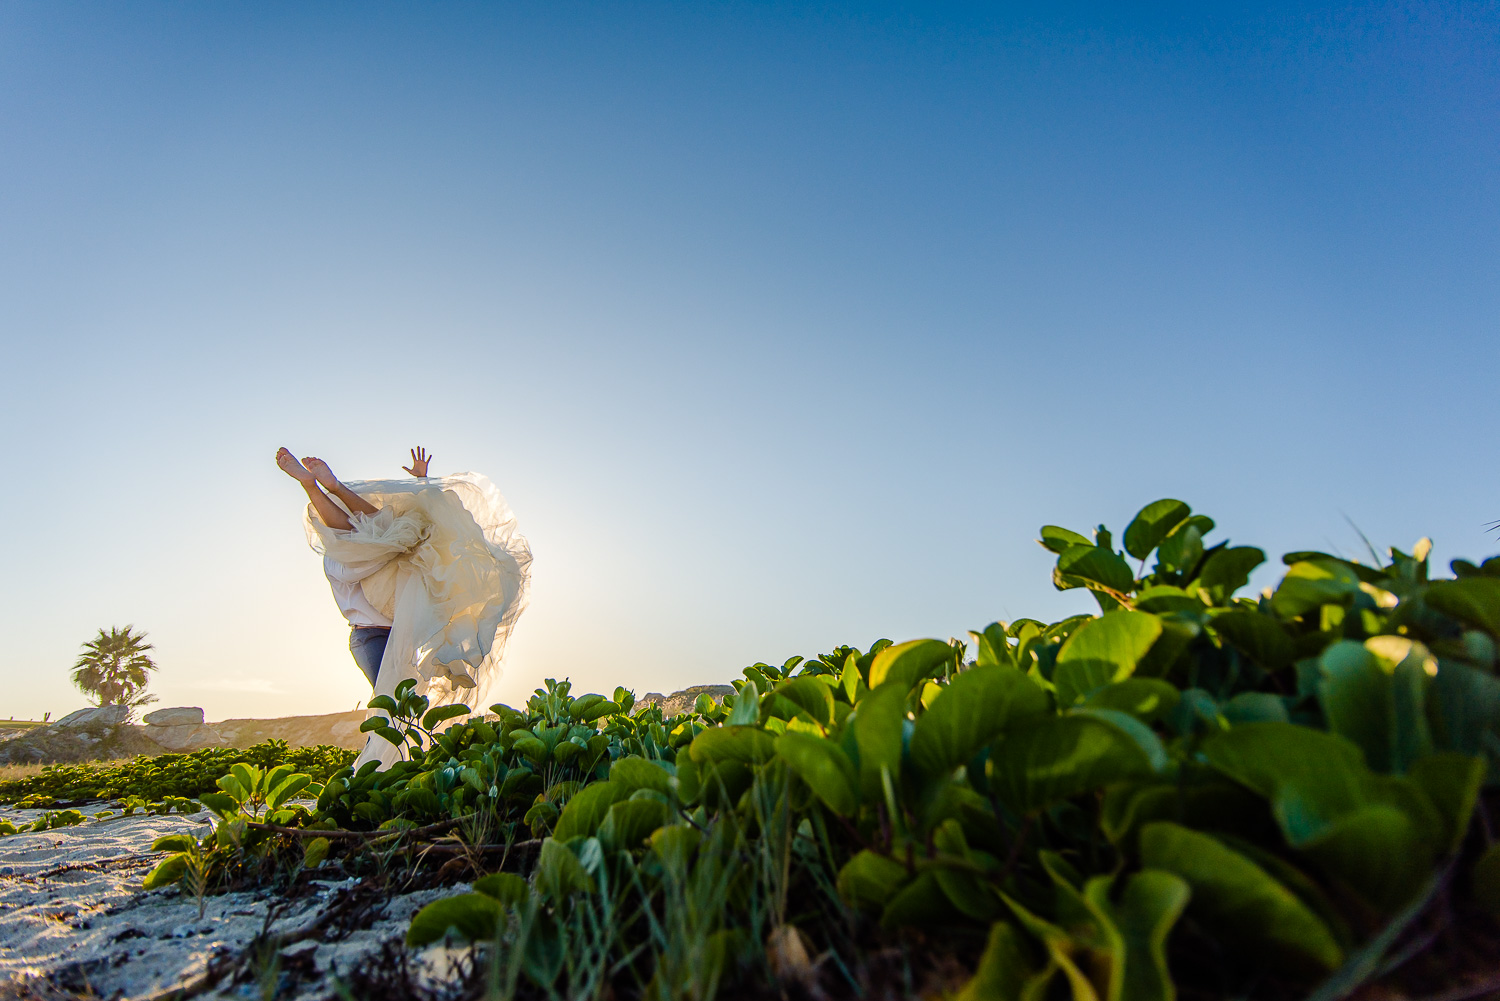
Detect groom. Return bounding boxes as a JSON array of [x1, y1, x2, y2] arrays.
[[276, 446, 432, 686]]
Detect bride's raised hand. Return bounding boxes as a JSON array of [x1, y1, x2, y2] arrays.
[[403, 446, 431, 477]]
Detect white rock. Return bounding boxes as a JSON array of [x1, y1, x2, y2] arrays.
[[53, 705, 131, 729], [142, 707, 205, 726]]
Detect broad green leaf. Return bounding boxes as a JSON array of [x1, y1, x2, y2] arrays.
[[775, 677, 835, 726], [954, 921, 1039, 1001], [688, 725, 776, 765], [776, 732, 858, 815], [535, 838, 595, 897], [1219, 692, 1289, 725], [613, 686, 636, 713], [836, 850, 911, 911], [934, 861, 1005, 921], [150, 834, 199, 853], [1212, 833, 1354, 951], [1196, 547, 1266, 601], [1133, 586, 1205, 614], [839, 655, 862, 703], [649, 824, 701, 878], [1083, 679, 1181, 724], [868, 639, 953, 691], [1365, 636, 1438, 771], [1123, 500, 1192, 560], [1209, 611, 1295, 671], [881, 871, 960, 928], [552, 781, 631, 841], [1424, 577, 1500, 638], [473, 872, 530, 908], [1272, 560, 1361, 619], [1071, 709, 1170, 773], [219, 769, 250, 802], [267, 773, 311, 811], [512, 736, 549, 765], [302, 837, 330, 869], [1053, 612, 1163, 707], [1139, 823, 1343, 976], [1155, 521, 1206, 575], [1294, 804, 1428, 911], [264, 764, 294, 793], [577, 699, 622, 722], [694, 759, 753, 809], [989, 713, 1163, 814], [522, 801, 558, 835], [726, 680, 761, 727], [1037, 853, 1123, 997], [1428, 657, 1500, 767], [971, 622, 1015, 669], [1202, 723, 1369, 821], [197, 792, 238, 817], [609, 756, 674, 796], [367, 695, 399, 714], [852, 682, 909, 799], [570, 694, 604, 717], [1406, 752, 1485, 853], [1133, 613, 1199, 679], [1201, 723, 1441, 909], [1083, 870, 1189, 1001], [142, 854, 189, 890], [1058, 545, 1135, 594], [1317, 641, 1392, 771], [909, 665, 1049, 777], [406, 893, 505, 945], [1040, 525, 1094, 554], [422, 703, 470, 731], [999, 892, 1106, 1001], [598, 798, 671, 851]]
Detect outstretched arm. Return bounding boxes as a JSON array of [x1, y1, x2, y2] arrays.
[[277, 448, 355, 530], [403, 446, 431, 477], [303, 456, 380, 517]]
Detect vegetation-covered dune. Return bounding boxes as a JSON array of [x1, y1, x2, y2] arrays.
[[6, 498, 1500, 1000]]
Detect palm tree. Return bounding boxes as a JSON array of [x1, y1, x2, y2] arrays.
[[72, 626, 159, 707]]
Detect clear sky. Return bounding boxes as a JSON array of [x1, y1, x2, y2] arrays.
[[1, 2, 1496, 722]]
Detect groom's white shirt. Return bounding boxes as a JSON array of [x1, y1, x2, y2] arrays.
[[323, 556, 394, 628]]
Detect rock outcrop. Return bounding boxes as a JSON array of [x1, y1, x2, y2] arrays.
[[0, 707, 370, 764], [638, 684, 736, 717], [142, 707, 205, 727], [52, 705, 133, 729], [207, 711, 368, 751], [0, 706, 165, 765]]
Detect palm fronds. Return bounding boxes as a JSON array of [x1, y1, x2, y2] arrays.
[[71, 625, 158, 707]]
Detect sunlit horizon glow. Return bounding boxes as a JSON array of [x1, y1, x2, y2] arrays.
[[1, 3, 1496, 722]]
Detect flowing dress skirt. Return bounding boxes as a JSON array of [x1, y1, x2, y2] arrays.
[[305, 473, 531, 769]]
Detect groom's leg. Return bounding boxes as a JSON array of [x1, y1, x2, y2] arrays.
[[349, 627, 391, 687]]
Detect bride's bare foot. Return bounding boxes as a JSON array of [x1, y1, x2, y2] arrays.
[[302, 456, 341, 492], [276, 448, 316, 484]]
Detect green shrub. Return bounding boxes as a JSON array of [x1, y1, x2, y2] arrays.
[[0, 740, 353, 805], [189, 500, 1500, 998]]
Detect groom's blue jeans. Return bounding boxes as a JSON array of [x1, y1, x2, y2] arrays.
[[349, 626, 390, 688]]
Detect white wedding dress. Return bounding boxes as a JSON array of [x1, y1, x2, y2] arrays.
[[304, 473, 531, 769]]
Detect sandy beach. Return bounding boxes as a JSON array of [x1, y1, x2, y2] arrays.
[[0, 803, 466, 1000]]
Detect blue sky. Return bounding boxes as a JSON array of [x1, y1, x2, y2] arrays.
[[1, 2, 1496, 721]]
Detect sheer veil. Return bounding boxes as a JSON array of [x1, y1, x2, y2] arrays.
[[304, 472, 531, 768]]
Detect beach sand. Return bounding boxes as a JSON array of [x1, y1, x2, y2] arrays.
[[0, 803, 469, 999]]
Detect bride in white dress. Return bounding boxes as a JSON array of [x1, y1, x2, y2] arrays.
[[276, 447, 531, 769]]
